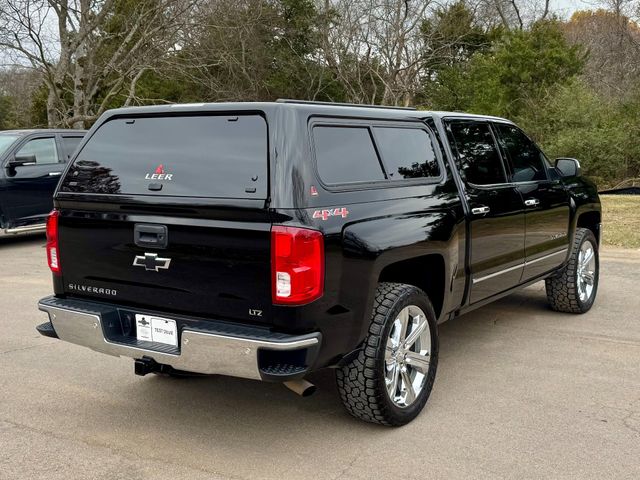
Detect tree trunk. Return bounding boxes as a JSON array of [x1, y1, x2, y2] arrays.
[[72, 47, 87, 130], [46, 84, 60, 128]]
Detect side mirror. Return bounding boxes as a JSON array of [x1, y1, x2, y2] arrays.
[[555, 157, 581, 178], [8, 154, 37, 168]]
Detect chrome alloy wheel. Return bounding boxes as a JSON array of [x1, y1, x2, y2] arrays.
[[577, 240, 596, 303], [384, 305, 432, 408]]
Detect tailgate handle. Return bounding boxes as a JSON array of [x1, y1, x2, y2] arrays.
[[134, 224, 168, 249]]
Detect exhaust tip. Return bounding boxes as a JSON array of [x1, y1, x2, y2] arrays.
[[283, 379, 316, 397]]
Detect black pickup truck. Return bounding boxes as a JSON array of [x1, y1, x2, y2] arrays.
[[37, 101, 601, 426], [0, 129, 86, 236]]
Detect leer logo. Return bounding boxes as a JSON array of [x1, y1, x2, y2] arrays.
[[145, 164, 173, 181]]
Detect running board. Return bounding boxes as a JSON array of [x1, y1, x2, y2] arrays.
[[1, 224, 46, 236]]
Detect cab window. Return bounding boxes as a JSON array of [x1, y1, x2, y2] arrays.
[[15, 137, 59, 165], [494, 124, 548, 182], [446, 121, 507, 185], [61, 136, 83, 160]]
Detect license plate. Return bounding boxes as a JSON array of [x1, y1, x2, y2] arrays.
[[135, 314, 178, 347]]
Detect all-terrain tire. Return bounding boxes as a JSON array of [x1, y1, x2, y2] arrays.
[[336, 282, 438, 426], [545, 228, 599, 313]]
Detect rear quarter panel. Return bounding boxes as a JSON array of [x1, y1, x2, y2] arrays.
[[270, 108, 466, 367], [273, 193, 465, 368]]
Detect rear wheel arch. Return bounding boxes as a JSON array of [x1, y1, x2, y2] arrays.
[[377, 253, 446, 320]]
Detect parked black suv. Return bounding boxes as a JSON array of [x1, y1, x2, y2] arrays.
[[37, 101, 601, 425], [0, 129, 85, 235]]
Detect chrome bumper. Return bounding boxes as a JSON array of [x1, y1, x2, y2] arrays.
[[38, 296, 320, 381], [1, 223, 46, 236]]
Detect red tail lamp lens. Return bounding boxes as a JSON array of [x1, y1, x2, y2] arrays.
[[46, 210, 61, 275], [271, 226, 324, 305]]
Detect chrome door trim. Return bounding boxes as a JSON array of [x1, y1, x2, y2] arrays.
[[473, 262, 524, 284], [472, 248, 568, 284], [524, 248, 568, 266]]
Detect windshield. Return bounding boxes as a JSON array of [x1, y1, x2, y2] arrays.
[[0, 134, 19, 157]]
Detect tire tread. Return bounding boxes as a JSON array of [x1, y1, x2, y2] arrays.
[[336, 282, 436, 426], [545, 228, 597, 313]]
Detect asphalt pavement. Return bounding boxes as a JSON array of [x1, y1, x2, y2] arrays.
[[1, 236, 639, 480]]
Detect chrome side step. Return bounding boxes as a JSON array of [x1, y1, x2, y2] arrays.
[[1, 224, 46, 236]]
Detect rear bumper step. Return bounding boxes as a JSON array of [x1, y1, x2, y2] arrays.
[[36, 321, 58, 339], [37, 296, 321, 381]]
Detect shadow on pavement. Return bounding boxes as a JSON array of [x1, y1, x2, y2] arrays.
[[0, 233, 45, 247], [89, 285, 553, 442]]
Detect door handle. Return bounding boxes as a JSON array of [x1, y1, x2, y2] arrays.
[[524, 198, 540, 207], [48, 172, 62, 177], [134, 223, 168, 249], [471, 206, 490, 215]]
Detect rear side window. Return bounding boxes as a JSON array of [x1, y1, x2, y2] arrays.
[[494, 123, 548, 182], [447, 121, 507, 185], [313, 126, 385, 184], [373, 127, 440, 180], [61, 136, 83, 161], [60, 114, 268, 198]]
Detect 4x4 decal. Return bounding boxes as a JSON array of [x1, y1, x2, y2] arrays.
[[313, 207, 349, 221]]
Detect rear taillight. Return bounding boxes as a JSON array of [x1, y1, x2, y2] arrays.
[[46, 210, 61, 275], [271, 226, 324, 305]]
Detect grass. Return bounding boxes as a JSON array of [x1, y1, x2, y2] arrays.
[[600, 195, 640, 249]]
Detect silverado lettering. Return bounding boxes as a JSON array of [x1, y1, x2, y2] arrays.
[[67, 284, 117, 296]]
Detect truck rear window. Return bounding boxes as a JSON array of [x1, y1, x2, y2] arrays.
[[60, 114, 268, 199], [312, 122, 441, 187]]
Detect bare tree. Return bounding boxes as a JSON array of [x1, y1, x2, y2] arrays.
[[0, 0, 197, 128], [475, 0, 552, 29], [0, 66, 42, 126], [160, 0, 337, 103], [317, 0, 437, 106], [565, 6, 640, 98], [174, 0, 281, 102]]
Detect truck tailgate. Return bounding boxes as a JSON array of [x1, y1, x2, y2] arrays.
[[58, 209, 273, 324]]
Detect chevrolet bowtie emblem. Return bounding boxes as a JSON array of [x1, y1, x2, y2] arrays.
[[133, 252, 171, 272]]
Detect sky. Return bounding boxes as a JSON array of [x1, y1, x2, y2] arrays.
[[554, 0, 596, 18]]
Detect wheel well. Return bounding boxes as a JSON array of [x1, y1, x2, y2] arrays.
[[577, 211, 601, 245], [378, 254, 445, 319]]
